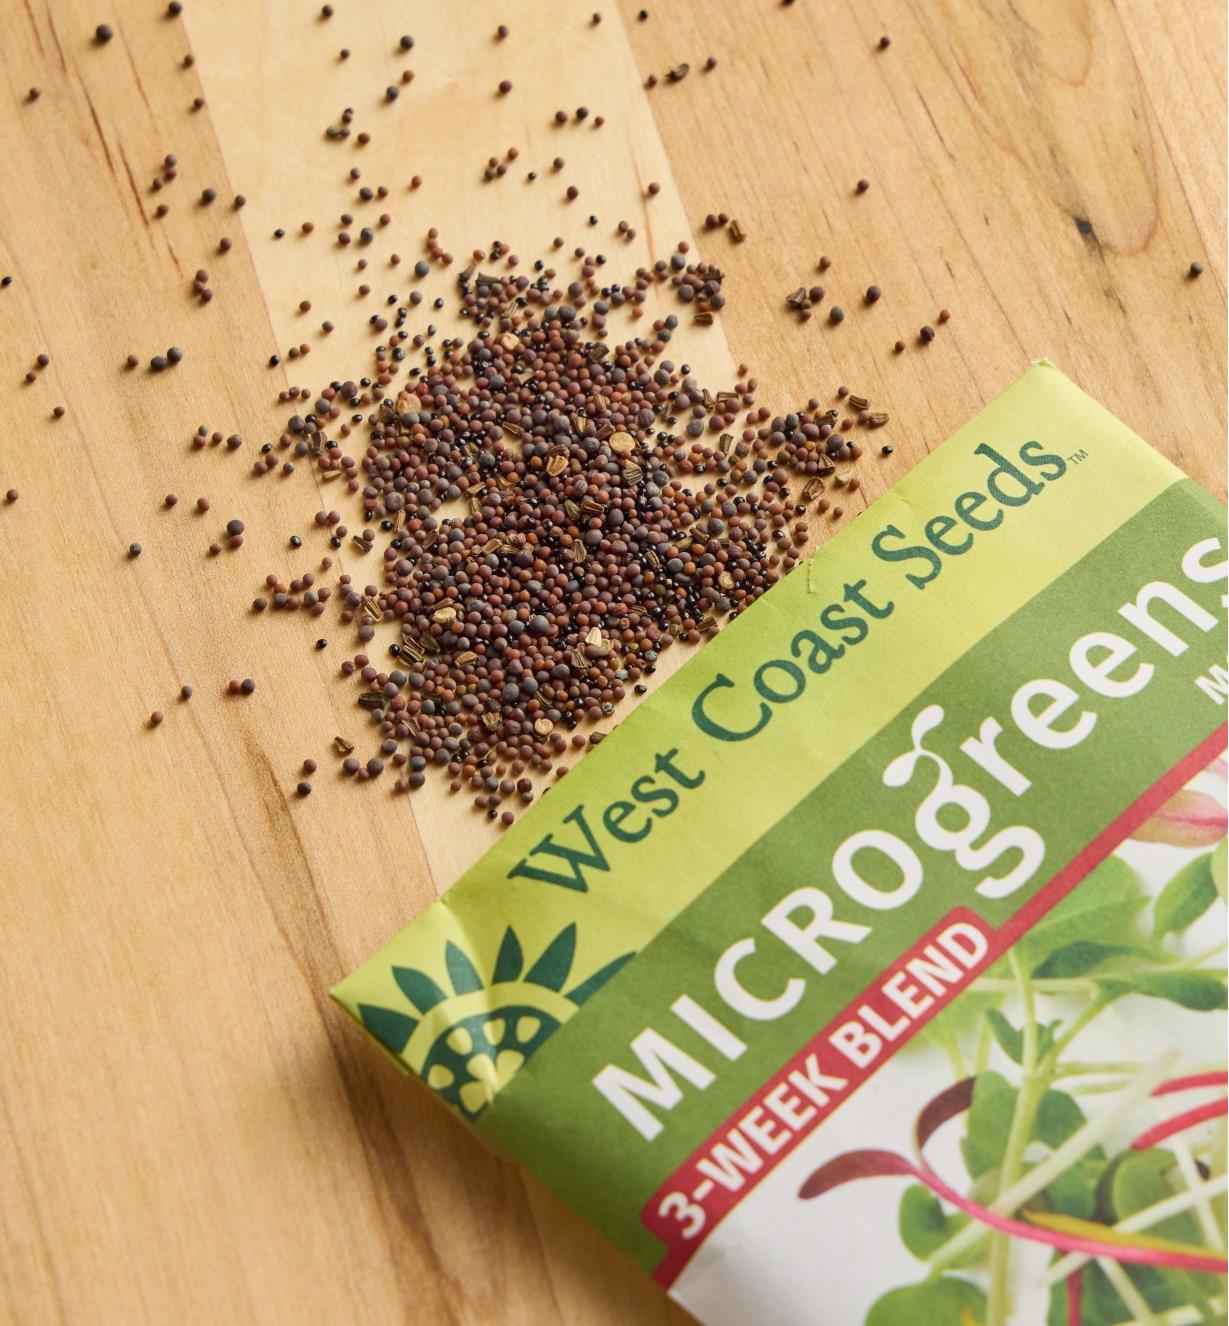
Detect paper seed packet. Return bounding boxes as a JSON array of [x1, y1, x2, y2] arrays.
[[333, 363, 1228, 1325]]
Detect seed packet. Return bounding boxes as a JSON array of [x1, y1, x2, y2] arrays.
[[334, 363, 1228, 1325]]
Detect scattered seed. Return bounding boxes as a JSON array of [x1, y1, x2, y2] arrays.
[[95, 23, 114, 43], [1189, 262, 1204, 278]]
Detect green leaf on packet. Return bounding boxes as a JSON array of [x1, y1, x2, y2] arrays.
[[1041, 1154, 1105, 1220], [1018, 855, 1148, 976], [898, 1185, 971, 1261], [961, 1073, 1091, 1180], [1033, 941, 1150, 980], [983, 1009, 1058, 1065], [1096, 969, 1228, 1011], [866, 1274, 985, 1326], [1110, 1150, 1225, 1312], [1210, 838, 1227, 902], [1152, 851, 1220, 940]]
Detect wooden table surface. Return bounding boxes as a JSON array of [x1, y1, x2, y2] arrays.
[[1, 0, 1223, 1322]]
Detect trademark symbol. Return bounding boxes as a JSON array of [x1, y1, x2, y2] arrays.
[[1067, 449, 1088, 464]]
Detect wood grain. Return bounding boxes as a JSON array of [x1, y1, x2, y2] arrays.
[[0, 0, 1222, 1322]]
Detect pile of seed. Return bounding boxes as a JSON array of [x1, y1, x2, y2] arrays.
[[259, 264, 865, 811]]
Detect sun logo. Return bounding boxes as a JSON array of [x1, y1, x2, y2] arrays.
[[357, 923, 633, 1120]]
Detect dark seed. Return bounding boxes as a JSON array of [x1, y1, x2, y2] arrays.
[[95, 23, 114, 43], [828, 306, 845, 324], [1189, 261, 1204, 278], [128, 542, 142, 557]]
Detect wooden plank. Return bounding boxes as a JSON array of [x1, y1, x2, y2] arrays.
[[0, 0, 1222, 1322]]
